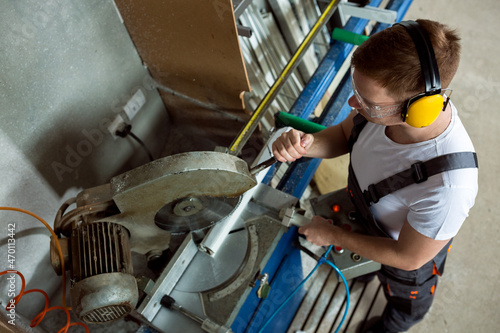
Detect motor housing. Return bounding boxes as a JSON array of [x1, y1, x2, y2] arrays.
[[69, 221, 138, 324]]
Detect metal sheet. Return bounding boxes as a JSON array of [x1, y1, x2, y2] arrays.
[[268, 0, 320, 81]]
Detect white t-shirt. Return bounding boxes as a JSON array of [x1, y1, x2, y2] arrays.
[[351, 102, 478, 240]]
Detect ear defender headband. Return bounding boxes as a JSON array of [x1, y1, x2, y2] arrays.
[[396, 21, 448, 128]]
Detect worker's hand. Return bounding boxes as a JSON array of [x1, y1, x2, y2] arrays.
[[272, 129, 314, 162], [298, 215, 338, 247]]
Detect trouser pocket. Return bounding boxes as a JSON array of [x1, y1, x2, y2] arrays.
[[378, 273, 438, 316]]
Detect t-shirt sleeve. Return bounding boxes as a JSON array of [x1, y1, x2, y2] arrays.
[[407, 184, 478, 240]]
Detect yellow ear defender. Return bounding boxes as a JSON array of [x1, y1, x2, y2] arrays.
[[396, 21, 447, 128], [404, 94, 444, 128]]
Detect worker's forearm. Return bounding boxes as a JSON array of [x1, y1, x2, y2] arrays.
[[334, 228, 416, 271], [304, 126, 349, 159], [300, 219, 414, 270]]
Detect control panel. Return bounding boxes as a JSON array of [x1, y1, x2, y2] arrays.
[[309, 188, 381, 281]]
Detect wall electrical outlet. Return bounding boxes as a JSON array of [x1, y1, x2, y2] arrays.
[[108, 114, 127, 139], [123, 89, 146, 120]]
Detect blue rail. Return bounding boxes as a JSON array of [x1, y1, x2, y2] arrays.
[[276, 0, 414, 198]]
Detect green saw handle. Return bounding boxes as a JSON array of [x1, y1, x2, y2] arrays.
[[275, 111, 326, 134]]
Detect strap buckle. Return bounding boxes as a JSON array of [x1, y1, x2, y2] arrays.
[[364, 184, 379, 204], [411, 161, 428, 184]]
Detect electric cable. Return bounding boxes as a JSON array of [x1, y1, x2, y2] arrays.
[[116, 124, 154, 162], [325, 255, 351, 333], [0, 207, 89, 332], [257, 245, 350, 333], [128, 130, 154, 162], [257, 257, 323, 333], [0, 270, 89, 333], [54, 197, 76, 235]]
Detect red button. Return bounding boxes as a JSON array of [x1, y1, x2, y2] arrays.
[[332, 204, 341, 213]]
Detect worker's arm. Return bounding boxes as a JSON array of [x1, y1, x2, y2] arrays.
[[272, 110, 357, 162], [299, 216, 450, 271]]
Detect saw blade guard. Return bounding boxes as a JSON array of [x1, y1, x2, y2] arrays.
[[108, 151, 257, 254]]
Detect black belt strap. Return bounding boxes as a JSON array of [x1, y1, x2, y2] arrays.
[[363, 152, 478, 205]]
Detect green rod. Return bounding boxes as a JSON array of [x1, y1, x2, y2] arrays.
[[331, 28, 369, 46], [276, 111, 326, 133]]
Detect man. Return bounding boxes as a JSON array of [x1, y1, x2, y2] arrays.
[[272, 19, 478, 333]]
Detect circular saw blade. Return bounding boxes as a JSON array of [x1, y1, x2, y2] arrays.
[[154, 195, 240, 234]]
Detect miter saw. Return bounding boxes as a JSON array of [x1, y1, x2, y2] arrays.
[[49, 142, 383, 333], [49, 149, 309, 332]]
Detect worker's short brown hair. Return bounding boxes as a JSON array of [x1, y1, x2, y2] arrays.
[[350, 19, 461, 101]]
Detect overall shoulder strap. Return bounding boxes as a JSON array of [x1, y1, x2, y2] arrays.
[[346, 114, 389, 236], [363, 152, 478, 205], [347, 114, 368, 152]]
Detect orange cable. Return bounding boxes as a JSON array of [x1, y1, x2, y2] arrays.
[[0, 270, 89, 332], [0, 207, 89, 332], [0, 207, 67, 307]]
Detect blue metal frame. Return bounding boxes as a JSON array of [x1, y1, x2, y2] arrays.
[[231, 227, 304, 333], [276, 0, 413, 199], [288, 0, 383, 120]]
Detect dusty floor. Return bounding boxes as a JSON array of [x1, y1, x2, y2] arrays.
[[393, 1, 499, 332]]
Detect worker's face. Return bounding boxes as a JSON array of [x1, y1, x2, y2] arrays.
[[348, 67, 404, 125]]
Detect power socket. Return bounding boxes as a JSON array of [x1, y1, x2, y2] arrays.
[[107, 114, 127, 139], [123, 89, 146, 121]]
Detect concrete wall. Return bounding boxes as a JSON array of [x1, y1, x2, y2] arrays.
[[0, 0, 169, 323]]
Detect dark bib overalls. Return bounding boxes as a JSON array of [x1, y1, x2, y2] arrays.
[[346, 114, 478, 332]]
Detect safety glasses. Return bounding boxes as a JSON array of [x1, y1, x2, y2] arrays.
[[350, 67, 404, 118]]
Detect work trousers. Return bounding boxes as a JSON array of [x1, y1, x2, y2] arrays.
[[375, 239, 452, 332]]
